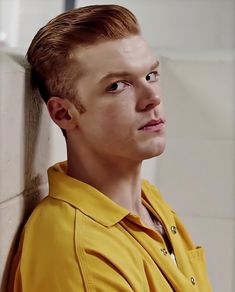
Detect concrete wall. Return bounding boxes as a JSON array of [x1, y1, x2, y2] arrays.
[[0, 52, 66, 292], [0, 0, 234, 291]]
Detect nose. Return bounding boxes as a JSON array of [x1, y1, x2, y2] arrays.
[[136, 82, 161, 112]]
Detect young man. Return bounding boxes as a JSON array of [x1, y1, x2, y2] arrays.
[[8, 5, 211, 292]]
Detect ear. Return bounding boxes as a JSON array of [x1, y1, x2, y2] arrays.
[[47, 97, 78, 130]]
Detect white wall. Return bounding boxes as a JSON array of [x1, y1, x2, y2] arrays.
[[78, 0, 235, 52], [155, 55, 235, 292], [0, 0, 234, 291], [0, 0, 64, 48]]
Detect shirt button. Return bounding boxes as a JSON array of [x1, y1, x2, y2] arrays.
[[161, 248, 168, 256], [190, 276, 196, 285], [171, 226, 177, 234]]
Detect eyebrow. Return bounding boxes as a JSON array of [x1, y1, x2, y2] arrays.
[[99, 59, 160, 83], [150, 59, 160, 71]]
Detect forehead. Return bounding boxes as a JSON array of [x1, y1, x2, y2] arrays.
[[73, 36, 157, 81]]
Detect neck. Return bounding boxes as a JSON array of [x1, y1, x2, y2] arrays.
[[66, 141, 143, 215]]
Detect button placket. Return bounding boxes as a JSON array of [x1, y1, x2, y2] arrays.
[[190, 276, 196, 285], [160, 248, 168, 256], [170, 225, 177, 234]]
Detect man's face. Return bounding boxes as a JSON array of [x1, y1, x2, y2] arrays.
[[72, 35, 166, 162]]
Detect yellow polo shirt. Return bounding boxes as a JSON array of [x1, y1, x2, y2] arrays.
[[8, 162, 212, 292]]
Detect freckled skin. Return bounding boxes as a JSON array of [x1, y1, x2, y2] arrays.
[[71, 35, 166, 163]]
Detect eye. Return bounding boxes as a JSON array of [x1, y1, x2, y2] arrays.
[[107, 81, 129, 93], [146, 71, 160, 82]]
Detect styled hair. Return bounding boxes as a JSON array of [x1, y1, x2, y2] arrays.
[[27, 5, 140, 103]]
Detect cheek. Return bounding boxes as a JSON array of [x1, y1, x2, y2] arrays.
[[104, 98, 134, 120], [81, 91, 136, 137], [90, 107, 134, 143]]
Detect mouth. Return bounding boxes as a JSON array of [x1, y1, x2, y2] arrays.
[[138, 118, 165, 132]]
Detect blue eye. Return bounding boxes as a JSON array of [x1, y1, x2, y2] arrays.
[[108, 81, 129, 93], [146, 71, 160, 82]]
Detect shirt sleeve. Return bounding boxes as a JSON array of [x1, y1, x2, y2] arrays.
[[7, 228, 85, 292], [7, 199, 86, 292]]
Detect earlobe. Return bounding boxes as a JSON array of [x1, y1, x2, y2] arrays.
[[47, 97, 78, 130]]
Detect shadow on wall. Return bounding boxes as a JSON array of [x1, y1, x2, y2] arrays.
[[1, 52, 48, 292]]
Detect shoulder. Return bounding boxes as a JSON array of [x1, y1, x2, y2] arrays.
[[26, 195, 75, 231], [10, 197, 85, 291], [22, 196, 77, 257]]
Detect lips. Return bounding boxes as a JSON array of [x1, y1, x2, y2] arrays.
[[138, 118, 165, 131]]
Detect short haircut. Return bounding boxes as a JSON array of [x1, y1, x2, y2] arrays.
[[27, 5, 141, 104]]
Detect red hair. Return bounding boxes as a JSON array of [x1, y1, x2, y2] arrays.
[[27, 5, 140, 103]]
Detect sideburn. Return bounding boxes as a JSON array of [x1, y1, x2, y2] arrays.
[[73, 98, 86, 114]]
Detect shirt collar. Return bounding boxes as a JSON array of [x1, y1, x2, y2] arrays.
[[48, 161, 130, 227]]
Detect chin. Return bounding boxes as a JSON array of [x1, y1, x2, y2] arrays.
[[145, 138, 166, 157], [144, 150, 165, 160], [138, 144, 166, 161]]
